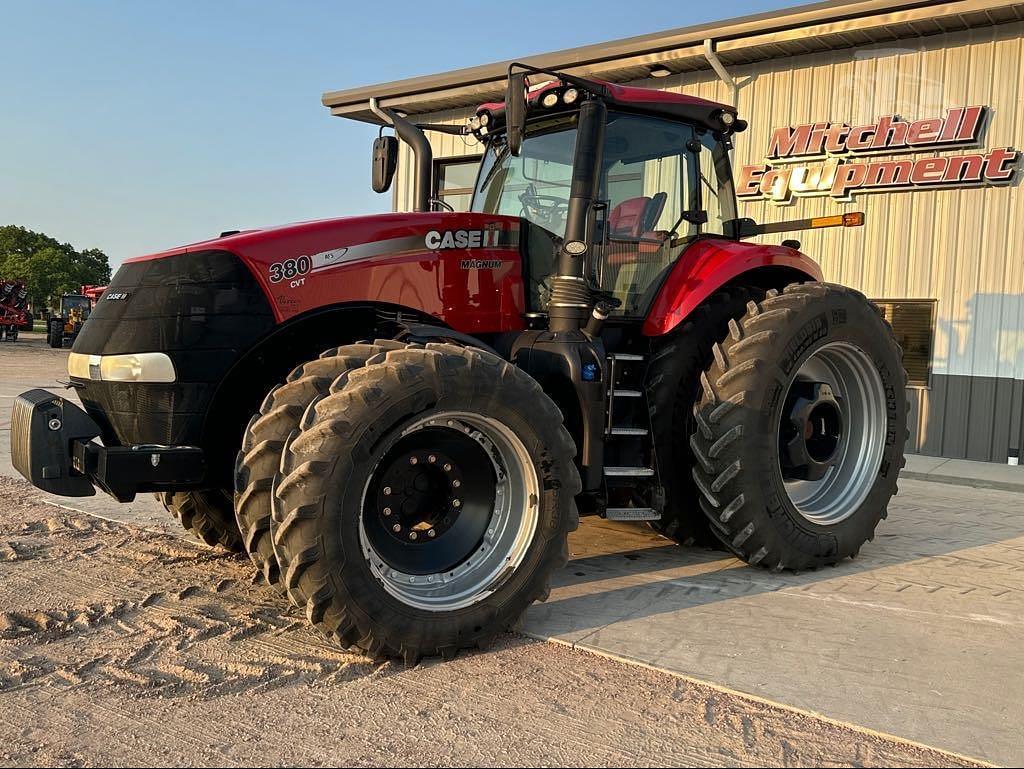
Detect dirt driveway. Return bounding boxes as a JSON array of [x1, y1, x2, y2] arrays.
[[0, 475, 983, 768]]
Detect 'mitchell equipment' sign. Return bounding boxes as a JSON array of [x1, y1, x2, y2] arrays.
[[737, 106, 1017, 203]]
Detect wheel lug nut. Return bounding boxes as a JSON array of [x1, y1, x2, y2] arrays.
[[383, 486, 391, 495], [443, 463, 452, 472], [409, 531, 418, 540], [428, 455, 436, 463], [452, 499, 461, 508], [392, 524, 401, 533], [427, 529, 436, 538], [409, 456, 418, 465], [452, 480, 461, 488], [383, 507, 392, 516]]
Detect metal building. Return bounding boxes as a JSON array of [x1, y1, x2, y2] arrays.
[[323, 0, 1024, 464]]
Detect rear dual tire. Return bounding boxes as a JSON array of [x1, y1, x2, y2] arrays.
[[689, 283, 907, 571]]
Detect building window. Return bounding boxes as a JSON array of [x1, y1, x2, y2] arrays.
[[871, 299, 937, 388], [434, 157, 481, 212]]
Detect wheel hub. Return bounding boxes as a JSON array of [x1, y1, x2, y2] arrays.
[[359, 412, 540, 612], [375, 449, 464, 543], [776, 342, 888, 526], [780, 381, 844, 482], [362, 425, 496, 576]]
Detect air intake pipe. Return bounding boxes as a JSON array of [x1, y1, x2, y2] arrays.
[[548, 98, 607, 333]]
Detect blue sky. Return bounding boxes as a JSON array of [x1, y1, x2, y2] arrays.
[[1, 0, 791, 266]]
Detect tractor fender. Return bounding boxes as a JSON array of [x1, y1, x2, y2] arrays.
[[642, 238, 823, 336], [397, 322, 501, 357]]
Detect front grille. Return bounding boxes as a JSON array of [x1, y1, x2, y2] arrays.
[[76, 381, 214, 447], [66, 249, 274, 448]]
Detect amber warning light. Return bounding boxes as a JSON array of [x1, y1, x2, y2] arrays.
[[744, 211, 865, 237], [809, 212, 865, 229]]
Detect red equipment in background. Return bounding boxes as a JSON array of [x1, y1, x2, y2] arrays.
[[80, 285, 107, 303], [1, 279, 30, 341]]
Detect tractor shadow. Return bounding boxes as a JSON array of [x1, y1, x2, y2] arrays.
[[526, 479, 1024, 639]]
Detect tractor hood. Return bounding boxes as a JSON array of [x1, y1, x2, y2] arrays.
[[122, 211, 525, 325], [125, 212, 504, 263]]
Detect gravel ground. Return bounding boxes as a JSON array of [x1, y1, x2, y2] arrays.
[[0, 476, 986, 768]]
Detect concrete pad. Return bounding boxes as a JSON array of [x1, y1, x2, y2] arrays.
[[903, 456, 1024, 493], [524, 481, 1024, 766], [903, 453, 952, 474]]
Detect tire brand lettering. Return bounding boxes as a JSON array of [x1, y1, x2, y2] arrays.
[[781, 315, 828, 375]]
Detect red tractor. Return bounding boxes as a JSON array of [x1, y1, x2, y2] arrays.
[[12, 66, 907, 661]]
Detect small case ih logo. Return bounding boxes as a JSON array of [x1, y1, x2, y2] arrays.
[[738, 106, 1017, 203]]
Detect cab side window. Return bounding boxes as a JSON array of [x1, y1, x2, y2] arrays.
[[697, 132, 736, 237], [594, 114, 698, 315]]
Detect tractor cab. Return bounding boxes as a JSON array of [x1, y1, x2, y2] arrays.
[[60, 293, 92, 319], [371, 67, 750, 330], [468, 84, 740, 317]]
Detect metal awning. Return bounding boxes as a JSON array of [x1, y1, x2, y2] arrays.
[[323, 0, 1024, 124]]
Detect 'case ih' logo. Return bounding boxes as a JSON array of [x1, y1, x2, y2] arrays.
[[738, 106, 1017, 203], [425, 229, 501, 250]]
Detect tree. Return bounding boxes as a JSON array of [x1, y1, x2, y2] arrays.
[[0, 225, 111, 308]]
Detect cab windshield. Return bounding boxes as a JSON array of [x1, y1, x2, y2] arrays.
[[472, 111, 736, 315]]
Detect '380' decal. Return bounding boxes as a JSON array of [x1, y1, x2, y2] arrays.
[[268, 256, 311, 283]]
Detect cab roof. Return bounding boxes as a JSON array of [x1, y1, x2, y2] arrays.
[[476, 79, 733, 129]]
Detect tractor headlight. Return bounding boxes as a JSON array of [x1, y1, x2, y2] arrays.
[[718, 110, 736, 128], [68, 352, 176, 383], [478, 110, 491, 127], [562, 88, 579, 105], [541, 91, 560, 108]]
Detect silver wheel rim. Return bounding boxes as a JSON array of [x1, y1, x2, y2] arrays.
[[359, 411, 539, 612], [779, 342, 887, 525]]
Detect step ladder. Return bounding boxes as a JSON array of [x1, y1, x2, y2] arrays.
[[602, 352, 663, 522]]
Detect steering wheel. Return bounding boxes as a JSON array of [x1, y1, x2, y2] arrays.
[[519, 183, 569, 230]]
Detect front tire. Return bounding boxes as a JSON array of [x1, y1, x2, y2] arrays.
[[691, 283, 907, 571], [234, 340, 407, 588], [272, 342, 580, 661], [157, 490, 244, 551]]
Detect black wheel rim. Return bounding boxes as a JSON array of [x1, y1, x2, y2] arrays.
[[359, 411, 540, 611], [362, 428, 496, 576]]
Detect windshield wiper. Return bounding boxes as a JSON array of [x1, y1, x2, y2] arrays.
[[478, 147, 509, 193]]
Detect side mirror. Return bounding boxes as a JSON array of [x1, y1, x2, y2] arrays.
[[372, 135, 399, 193], [506, 72, 527, 157], [728, 217, 759, 238]]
